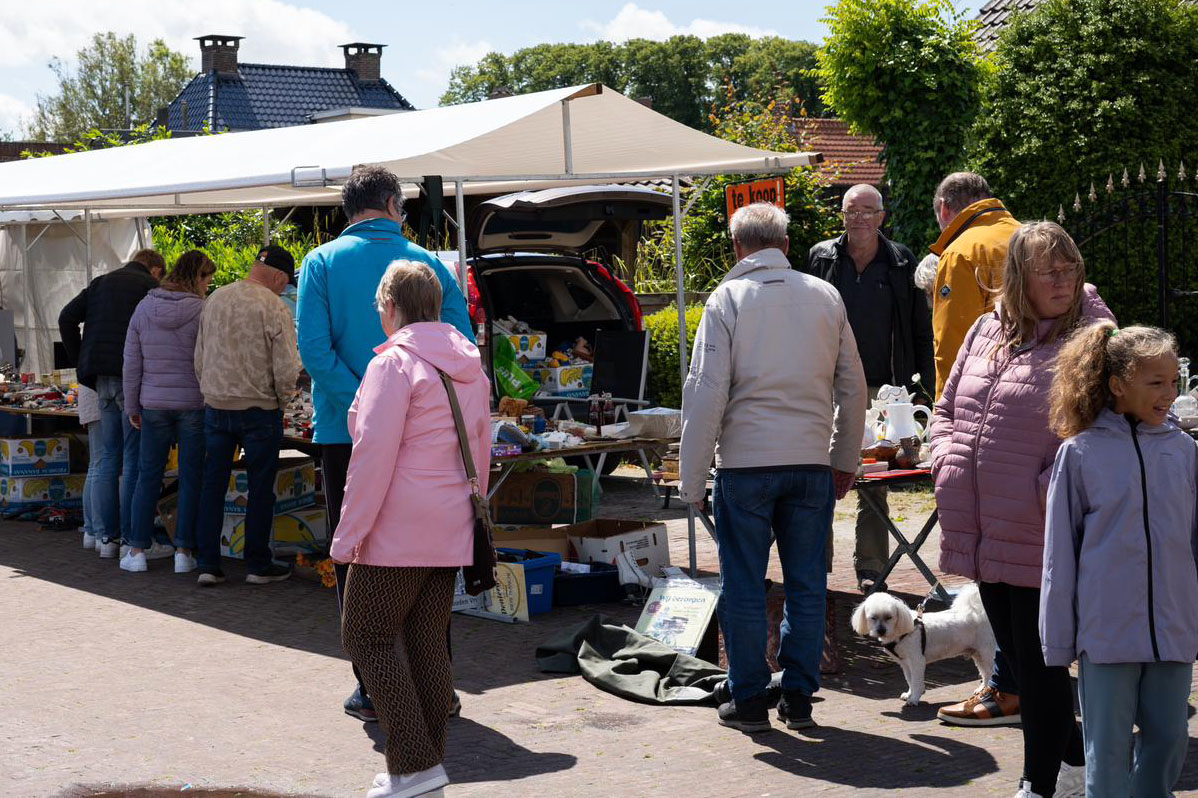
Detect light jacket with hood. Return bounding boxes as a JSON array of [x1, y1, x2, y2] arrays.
[[123, 287, 205, 416], [930, 284, 1114, 588], [297, 218, 474, 446], [679, 247, 867, 503], [1040, 409, 1198, 667], [929, 198, 1021, 397], [330, 322, 491, 567]]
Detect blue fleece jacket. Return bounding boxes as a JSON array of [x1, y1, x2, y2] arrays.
[[297, 218, 474, 444]]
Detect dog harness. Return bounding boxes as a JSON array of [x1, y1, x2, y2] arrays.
[[882, 617, 927, 656]]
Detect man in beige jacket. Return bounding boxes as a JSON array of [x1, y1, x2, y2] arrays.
[[193, 251, 302, 587], [680, 203, 866, 733]]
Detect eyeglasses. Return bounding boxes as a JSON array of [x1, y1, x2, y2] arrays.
[[1031, 264, 1081, 284], [843, 209, 882, 220]]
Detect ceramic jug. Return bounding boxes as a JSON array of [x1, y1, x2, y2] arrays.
[[883, 402, 931, 443], [862, 407, 883, 448]]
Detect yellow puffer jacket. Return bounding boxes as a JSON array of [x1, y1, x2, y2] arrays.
[[928, 198, 1020, 397]]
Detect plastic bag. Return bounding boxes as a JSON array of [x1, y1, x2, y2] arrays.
[[492, 334, 539, 400]]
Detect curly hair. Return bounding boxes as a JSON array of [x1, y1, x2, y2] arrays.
[[1050, 321, 1177, 438]]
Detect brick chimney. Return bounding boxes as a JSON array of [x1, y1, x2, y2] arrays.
[[196, 35, 243, 76], [341, 43, 385, 83]]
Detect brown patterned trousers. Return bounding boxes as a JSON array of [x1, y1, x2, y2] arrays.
[[342, 564, 457, 774]]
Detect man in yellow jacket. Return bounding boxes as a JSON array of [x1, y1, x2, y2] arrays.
[[929, 172, 1021, 397]]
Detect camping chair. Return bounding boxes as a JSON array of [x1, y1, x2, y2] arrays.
[[550, 329, 651, 423]]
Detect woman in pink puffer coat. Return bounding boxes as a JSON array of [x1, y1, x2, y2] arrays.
[[930, 222, 1113, 798]]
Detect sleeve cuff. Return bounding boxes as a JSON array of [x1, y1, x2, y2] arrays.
[[1042, 646, 1076, 668]]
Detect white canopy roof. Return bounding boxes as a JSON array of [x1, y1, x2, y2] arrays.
[[0, 84, 819, 217]]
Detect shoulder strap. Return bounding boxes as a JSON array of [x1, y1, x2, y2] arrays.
[[437, 369, 481, 495]]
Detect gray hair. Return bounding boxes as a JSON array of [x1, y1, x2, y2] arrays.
[[842, 184, 883, 209], [374, 260, 442, 326], [914, 253, 939, 293], [729, 203, 790, 251], [934, 172, 992, 216], [343, 164, 405, 220]]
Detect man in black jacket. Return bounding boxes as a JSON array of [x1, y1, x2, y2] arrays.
[[806, 185, 934, 595], [59, 249, 165, 560]]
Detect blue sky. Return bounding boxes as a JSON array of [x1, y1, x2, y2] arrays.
[[0, 0, 985, 137]]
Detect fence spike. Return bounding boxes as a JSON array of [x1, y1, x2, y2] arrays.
[[1073, 192, 1083, 212], [1106, 174, 1115, 193], [1180, 161, 1188, 181], [1057, 205, 1066, 223], [1158, 159, 1167, 181], [1122, 168, 1131, 188], [1138, 162, 1147, 183], [1088, 181, 1098, 202]]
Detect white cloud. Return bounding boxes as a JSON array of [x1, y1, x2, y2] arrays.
[[412, 37, 495, 91], [0, 0, 355, 71], [0, 93, 32, 136], [581, 3, 779, 43]]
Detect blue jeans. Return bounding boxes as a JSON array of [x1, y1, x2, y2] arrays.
[[714, 467, 834, 701], [81, 421, 102, 535], [1078, 654, 1192, 798], [196, 407, 282, 575], [128, 408, 206, 550], [989, 648, 1019, 695], [95, 376, 139, 544]]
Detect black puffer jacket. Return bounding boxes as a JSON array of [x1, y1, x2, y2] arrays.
[[805, 232, 934, 392], [59, 262, 159, 388]]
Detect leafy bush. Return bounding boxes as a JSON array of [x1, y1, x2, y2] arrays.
[[644, 303, 705, 409], [151, 225, 314, 290], [817, 0, 985, 253]]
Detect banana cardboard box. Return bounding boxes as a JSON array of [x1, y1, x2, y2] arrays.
[[0, 437, 70, 477], [219, 507, 328, 559], [224, 458, 316, 515], [0, 473, 85, 508], [505, 332, 547, 362], [521, 362, 593, 398]]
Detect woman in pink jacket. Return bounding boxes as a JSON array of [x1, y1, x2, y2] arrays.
[[331, 261, 490, 798], [930, 222, 1114, 798]]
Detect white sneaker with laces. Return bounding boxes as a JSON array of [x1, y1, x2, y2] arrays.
[[1014, 780, 1044, 798], [1056, 762, 1086, 798], [97, 540, 120, 559], [366, 764, 448, 798], [119, 550, 148, 572], [82, 531, 97, 549], [145, 541, 176, 560], [174, 551, 198, 573]]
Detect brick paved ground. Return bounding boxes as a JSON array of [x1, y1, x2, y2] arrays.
[[3, 477, 1198, 797]]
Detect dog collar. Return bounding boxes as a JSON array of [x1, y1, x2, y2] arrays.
[[881, 617, 926, 656]]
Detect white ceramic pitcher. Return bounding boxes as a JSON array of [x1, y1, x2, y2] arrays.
[[883, 402, 931, 442]]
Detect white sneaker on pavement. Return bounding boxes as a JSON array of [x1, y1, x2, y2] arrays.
[[82, 531, 97, 549], [119, 550, 148, 572], [145, 541, 176, 560], [1014, 780, 1045, 798], [1056, 762, 1086, 798], [97, 540, 120, 559], [366, 764, 448, 798], [174, 551, 197, 573]]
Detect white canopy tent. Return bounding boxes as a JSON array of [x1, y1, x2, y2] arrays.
[[0, 84, 820, 570]]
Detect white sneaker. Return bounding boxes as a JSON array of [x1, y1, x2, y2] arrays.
[[174, 551, 197, 573], [1056, 762, 1086, 798], [119, 544, 130, 559], [119, 550, 147, 572], [82, 531, 97, 549], [145, 541, 176, 560], [97, 540, 120, 559], [366, 764, 448, 798], [1014, 780, 1044, 798]]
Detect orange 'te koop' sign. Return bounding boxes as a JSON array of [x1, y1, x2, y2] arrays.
[[725, 178, 786, 222]]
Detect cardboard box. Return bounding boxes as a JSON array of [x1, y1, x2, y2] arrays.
[[564, 519, 671, 573], [522, 362, 593, 398], [0, 437, 70, 476], [225, 457, 316, 515], [0, 473, 86, 508], [219, 507, 328, 559], [492, 525, 568, 558], [506, 332, 547, 362], [490, 470, 595, 525]]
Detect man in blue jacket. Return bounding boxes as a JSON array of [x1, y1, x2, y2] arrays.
[[297, 164, 473, 722]]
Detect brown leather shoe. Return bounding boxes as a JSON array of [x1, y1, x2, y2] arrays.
[[936, 685, 1021, 726], [820, 600, 843, 674]]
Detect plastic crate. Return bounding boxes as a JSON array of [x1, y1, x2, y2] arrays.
[[553, 562, 623, 606], [497, 548, 562, 615]]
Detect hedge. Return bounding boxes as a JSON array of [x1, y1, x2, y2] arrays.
[[644, 303, 705, 409]]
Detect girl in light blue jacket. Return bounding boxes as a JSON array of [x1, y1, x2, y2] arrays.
[[1041, 321, 1198, 798]]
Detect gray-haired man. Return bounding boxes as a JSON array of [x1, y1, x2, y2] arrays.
[[680, 202, 866, 732]]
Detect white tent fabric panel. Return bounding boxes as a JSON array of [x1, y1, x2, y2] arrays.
[[0, 219, 148, 374], [0, 85, 817, 215]]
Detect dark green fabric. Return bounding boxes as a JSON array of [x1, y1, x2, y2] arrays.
[[535, 615, 727, 705]]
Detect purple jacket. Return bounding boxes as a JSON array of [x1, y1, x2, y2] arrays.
[[930, 284, 1114, 588], [1040, 410, 1198, 666], [123, 288, 205, 415]]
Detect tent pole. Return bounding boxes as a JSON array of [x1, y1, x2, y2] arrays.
[[84, 210, 93, 284], [21, 225, 31, 374], [454, 181, 468, 293], [561, 100, 574, 174], [262, 207, 271, 245], [673, 175, 687, 387]]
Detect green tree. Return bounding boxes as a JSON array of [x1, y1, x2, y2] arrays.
[[817, 0, 984, 251], [30, 32, 192, 143]]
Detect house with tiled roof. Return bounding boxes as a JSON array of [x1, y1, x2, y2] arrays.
[[974, 0, 1043, 52], [160, 35, 414, 133], [796, 117, 886, 189]]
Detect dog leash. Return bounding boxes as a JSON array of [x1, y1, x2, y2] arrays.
[[882, 617, 927, 656]]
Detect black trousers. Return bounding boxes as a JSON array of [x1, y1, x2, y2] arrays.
[[979, 581, 1084, 796], [323, 444, 453, 697]]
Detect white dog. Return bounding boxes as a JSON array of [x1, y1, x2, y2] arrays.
[[850, 584, 996, 706]]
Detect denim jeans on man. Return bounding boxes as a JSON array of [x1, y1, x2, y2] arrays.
[[195, 407, 282, 575], [81, 422, 103, 537], [714, 467, 835, 701], [95, 376, 140, 543], [127, 409, 206, 550]]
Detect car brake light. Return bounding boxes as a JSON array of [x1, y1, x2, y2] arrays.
[[594, 263, 643, 331]]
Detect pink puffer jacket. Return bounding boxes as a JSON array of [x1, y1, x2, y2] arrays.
[[930, 284, 1114, 588]]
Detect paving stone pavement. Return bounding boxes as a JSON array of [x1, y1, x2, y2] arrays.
[[3, 477, 1198, 797]]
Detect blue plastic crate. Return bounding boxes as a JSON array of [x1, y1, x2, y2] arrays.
[[497, 548, 562, 615]]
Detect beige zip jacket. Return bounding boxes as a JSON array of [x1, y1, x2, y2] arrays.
[[679, 248, 867, 503]]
